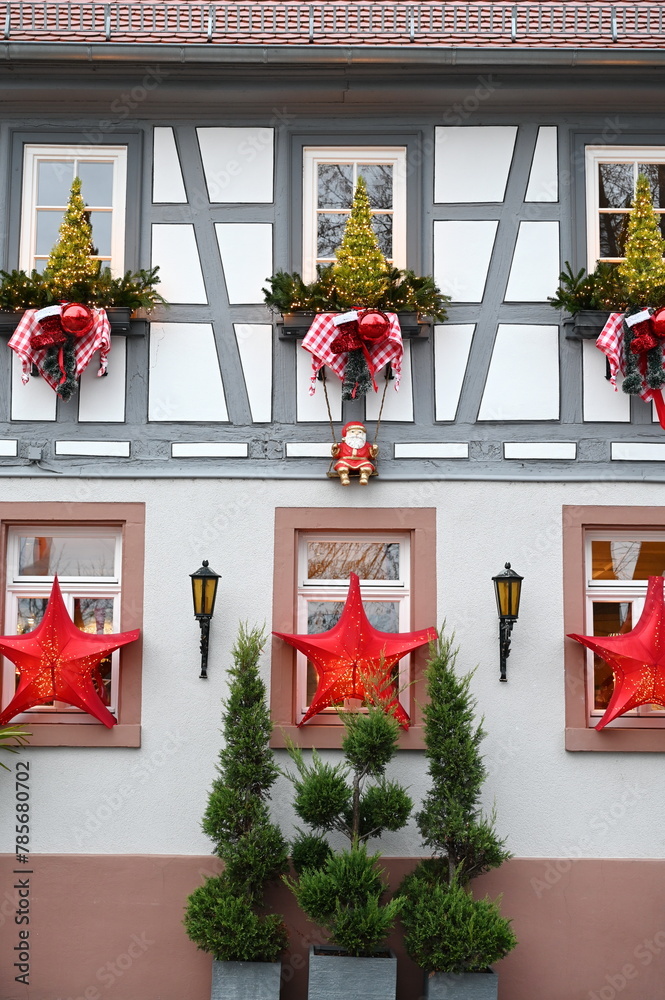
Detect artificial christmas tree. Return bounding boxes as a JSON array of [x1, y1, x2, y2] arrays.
[[43, 176, 100, 297], [618, 173, 665, 304], [400, 633, 516, 997], [184, 625, 288, 998], [331, 175, 389, 309]]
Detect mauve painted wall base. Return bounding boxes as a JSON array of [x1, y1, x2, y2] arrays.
[[0, 855, 662, 1000]]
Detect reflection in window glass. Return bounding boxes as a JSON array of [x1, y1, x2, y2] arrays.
[[592, 601, 632, 710], [37, 160, 74, 205], [307, 541, 400, 581], [318, 164, 354, 209], [18, 536, 116, 578], [591, 540, 665, 582]]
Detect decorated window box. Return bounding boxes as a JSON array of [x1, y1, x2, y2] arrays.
[[0, 305, 147, 338], [563, 309, 612, 341], [277, 309, 432, 339]]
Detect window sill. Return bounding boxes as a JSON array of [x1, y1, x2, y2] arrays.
[[566, 726, 665, 752], [19, 723, 141, 748], [271, 724, 425, 751]]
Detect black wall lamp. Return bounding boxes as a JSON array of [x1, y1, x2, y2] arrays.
[[492, 562, 523, 682], [190, 560, 220, 679]]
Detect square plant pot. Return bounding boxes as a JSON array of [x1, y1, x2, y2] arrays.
[[307, 945, 397, 1000], [424, 969, 498, 1000], [211, 959, 281, 1000]]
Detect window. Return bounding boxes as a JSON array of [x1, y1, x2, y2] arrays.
[[563, 506, 665, 751], [0, 502, 144, 747], [585, 146, 665, 268], [19, 144, 128, 274], [296, 532, 411, 725], [271, 508, 436, 749], [302, 146, 407, 281]]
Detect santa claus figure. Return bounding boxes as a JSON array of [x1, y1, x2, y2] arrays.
[[331, 421, 378, 485]]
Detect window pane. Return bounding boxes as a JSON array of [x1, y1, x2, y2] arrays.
[[36, 210, 64, 255], [598, 163, 633, 209], [591, 540, 665, 581], [77, 162, 114, 206], [599, 213, 629, 258], [318, 164, 354, 209], [638, 164, 665, 209], [88, 211, 112, 257], [307, 541, 400, 581], [317, 213, 348, 257], [18, 536, 116, 578], [592, 601, 632, 710], [37, 160, 74, 205], [371, 214, 393, 257], [359, 164, 393, 209], [74, 597, 114, 705]]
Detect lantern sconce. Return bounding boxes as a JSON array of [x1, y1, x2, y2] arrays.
[[492, 562, 523, 683], [190, 560, 221, 679]]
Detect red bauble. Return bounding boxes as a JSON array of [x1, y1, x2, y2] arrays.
[[273, 572, 437, 728], [358, 310, 390, 342], [568, 575, 665, 730], [0, 577, 140, 728], [652, 308, 665, 337], [61, 302, 94, 337]]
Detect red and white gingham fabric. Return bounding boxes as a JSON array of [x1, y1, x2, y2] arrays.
[[596, 311, 665, 402], [301, 312, 403, 395], [8, 308, 111, 390]]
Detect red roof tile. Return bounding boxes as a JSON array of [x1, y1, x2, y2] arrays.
[[2, 2, 664, 48]]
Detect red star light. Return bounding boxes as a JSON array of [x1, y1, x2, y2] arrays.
[[0, 577, 140, 728], [273, 572, 437, 728], [568, 575, 665, 730]]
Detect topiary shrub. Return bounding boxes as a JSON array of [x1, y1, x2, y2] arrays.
[[183, 624, 288, 963]]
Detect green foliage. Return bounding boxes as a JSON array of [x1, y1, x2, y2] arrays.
[[263, 264, 449, 321], [184, 875, 288, 962], [291, 832, 333, 875], [400, 872, 517, 974], [0, 725, 30, 771], [284, 700, 410, 954], [619, 174, 665, 302], [184, 624, 288, 962], [341, 347, 373, 401], [416, 633, 510, 885], [400, 632, 516, 974], [0, 266, 165, 311], [285, 847, 402, 956], [549, 261, 628, 312], [42, 340, 78, 401]]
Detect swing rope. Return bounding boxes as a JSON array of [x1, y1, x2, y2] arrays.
[[320, 365, 391, 446]]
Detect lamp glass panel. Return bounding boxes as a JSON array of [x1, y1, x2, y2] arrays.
[[495, 578, 521, 618]]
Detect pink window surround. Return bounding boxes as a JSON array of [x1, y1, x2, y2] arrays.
[[563, 505, 665, 752], [0, 502, 144, 748], [270, 507, 437, 750]]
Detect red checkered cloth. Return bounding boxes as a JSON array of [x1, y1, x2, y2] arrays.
[[301, 312, 403, 396], [9, 308, 111, 390]]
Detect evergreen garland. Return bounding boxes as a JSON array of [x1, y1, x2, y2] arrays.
[[342, 348, 374, 400], [41, 341, 78, 400], [184, 624, 289, 963]]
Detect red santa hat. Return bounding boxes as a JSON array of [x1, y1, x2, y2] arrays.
[[342, 421, 366, 437]]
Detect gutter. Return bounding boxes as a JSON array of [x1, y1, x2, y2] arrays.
[[0, 42, 664, 69]]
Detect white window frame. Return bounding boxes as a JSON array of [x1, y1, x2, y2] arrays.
[[2, 525, 123, 725], [302, 146, 407, 282], [19, 144, 128, 275], [295, 531, 411, 725], [585, 145, 665, 269], [584, 529, 665, 728]]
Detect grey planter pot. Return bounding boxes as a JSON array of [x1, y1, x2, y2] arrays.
[[211, 959, 281, 1000], [276, 310, 431, 339], [564, 308, 612, 340], [424, 968, 498, 1000], [307, 945, 397, 1000]]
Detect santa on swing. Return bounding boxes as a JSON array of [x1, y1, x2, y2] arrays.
[[331, 421, 378, 486]]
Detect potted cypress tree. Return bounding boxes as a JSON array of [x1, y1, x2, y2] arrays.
[[284, 695, 412, 1000], [184, 624, 289, 1000], [400, 633, 517, 1000]]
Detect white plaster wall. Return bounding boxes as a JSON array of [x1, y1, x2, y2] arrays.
[[2, 477, 665, 862]]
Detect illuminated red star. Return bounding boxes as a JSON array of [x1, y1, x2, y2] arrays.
[[273, 572, 437, 728], [568, 575, 665, 730], [0, 577, 140, 728]]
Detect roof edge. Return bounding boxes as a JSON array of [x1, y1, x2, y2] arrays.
[[1, 42, 665, 69]]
